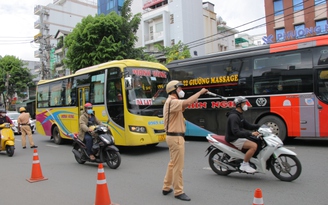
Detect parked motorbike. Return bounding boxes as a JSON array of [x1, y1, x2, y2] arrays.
[[0, 123, 15, 157], [71, 125, 121, 169], [205, 125, 302, 181]]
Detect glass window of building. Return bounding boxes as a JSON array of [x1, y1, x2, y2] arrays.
[[315, 19, 328, 35], [315, 0, 326, 6], [274, 0, 284, 15], [293, 0, 304, 11], [275, 28, 285, 42], [295, 24, 305, 38]]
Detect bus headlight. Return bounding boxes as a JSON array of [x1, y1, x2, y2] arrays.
[[129, 126, 147, 133]]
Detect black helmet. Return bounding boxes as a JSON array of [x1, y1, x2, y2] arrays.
[[234, 96, 247, 107]]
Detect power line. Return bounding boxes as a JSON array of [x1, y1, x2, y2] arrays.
[[187, 0, 324, 49]]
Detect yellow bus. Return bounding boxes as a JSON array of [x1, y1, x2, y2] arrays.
[[35, 60, 169, 146]]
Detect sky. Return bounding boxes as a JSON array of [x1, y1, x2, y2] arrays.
[[0, 0, 266, 62]]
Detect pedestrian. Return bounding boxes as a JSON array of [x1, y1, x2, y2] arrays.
[[18, 107, 37, 149], [162, 80, 208, 201]]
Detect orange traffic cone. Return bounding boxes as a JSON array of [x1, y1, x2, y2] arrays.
[[94, 164, 119, 205], [252, 188, 264, 205], [26, 149, 48, 183]]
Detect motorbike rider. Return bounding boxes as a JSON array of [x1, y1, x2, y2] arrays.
[[225, 96, 260, 173], [0, 109, 14, 149], [78, 103, 103, 161]]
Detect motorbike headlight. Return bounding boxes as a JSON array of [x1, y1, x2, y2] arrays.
[[129, 126, 147, 133]]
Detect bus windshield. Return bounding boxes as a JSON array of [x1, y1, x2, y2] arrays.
[[124, 67, 169, 116]]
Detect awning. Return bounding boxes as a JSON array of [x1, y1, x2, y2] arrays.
[[235, 37, 249, 44]]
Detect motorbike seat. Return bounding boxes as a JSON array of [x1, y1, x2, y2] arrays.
[[212, 135, 248, 153]]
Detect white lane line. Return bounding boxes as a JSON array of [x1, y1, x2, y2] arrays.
[[46, 144, 59, 148]]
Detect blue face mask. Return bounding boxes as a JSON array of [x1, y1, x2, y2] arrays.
[[87, 109, 93, 114]]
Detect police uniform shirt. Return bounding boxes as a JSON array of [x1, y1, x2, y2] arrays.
[[163, 96, 186, 134]]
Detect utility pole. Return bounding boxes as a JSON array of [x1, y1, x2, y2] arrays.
[[4, 72, 10, 110]]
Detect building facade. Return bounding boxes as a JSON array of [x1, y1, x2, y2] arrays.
[[34, 0, 97, 79], [264, 0, 328, 44], [97, 0, 125, 15]]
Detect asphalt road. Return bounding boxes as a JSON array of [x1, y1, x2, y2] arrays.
[[1, 133, 328, 205]]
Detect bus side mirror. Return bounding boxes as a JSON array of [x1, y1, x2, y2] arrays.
[[125, 76, 134, 90]]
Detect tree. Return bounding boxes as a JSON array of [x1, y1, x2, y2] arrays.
[[154, 41, 191, 64], [0, 55, 34, 110], [64, 0, 151, 72]]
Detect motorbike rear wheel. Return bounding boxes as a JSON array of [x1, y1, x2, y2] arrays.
[[105, 150, 121, 169], [208, 149, 232, 176], [6, 145, 14, 157], [73, 145, 86, 164], [271, 154, 302, 182]]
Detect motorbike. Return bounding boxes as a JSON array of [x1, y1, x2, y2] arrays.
[[0, 123, 15, 157], [205, 124, 302, 181], [71, 125, 121, 169]]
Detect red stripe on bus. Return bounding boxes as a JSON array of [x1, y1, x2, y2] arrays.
[[269, 35, 328, 53], [270, 95, 300, 137], [318, 101, 328, 137]]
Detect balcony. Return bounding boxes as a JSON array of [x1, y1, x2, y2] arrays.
[[34, 50, 41, 58], [34, 20, 40, 29], [53, 0, 66, 5], [34, 5, 42, 15]]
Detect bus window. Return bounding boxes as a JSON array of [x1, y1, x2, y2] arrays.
[[37, 84, 49, 108], [313, 47, 328, 65], [209, 59, 244, 97], [90, 71, 105, 104], [317, 70, 328, 103], [253, 50, 313, 94]]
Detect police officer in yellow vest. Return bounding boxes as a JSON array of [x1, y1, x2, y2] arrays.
[[162, 80, 208, 201]]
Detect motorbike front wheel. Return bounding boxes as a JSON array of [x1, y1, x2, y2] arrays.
[[105, 150, 121, 169], [6, 145, 14, 157], [271, 154, 302, 182], [208, 149, 232, 176]]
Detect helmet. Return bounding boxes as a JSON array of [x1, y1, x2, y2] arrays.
[[19, 107, 26, 113], [0, 109, 6, 113], [84, 103, 93, 109], [166, 80, 183, 94], [234, 96, 247, 107]]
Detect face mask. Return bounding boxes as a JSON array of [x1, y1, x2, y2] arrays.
[[1, 114, 5, 117], [87, 109, 93, 114], [242, 104, 248, 111], [178, 90, 185, 98]]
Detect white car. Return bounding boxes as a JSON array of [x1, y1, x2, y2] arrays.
[[6, 112, 36, 134]]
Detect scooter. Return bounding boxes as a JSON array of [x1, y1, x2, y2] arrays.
[[205, 125, 302, 181], [71, 125, 121, 169], [0, 123, 15, 157]]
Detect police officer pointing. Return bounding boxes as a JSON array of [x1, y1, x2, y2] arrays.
[[162, 80, 208, 201]]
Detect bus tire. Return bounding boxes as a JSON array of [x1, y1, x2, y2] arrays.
[[52, 126, 63, 145], [258, 115, 287, 142]]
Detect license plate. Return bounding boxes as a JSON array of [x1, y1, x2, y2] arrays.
[[158, 134, 166, 141]]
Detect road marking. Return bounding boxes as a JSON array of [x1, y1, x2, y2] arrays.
[[203, 167, 212, 170], [46, 144, 59, 148]]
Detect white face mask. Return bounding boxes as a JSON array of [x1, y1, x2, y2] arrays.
[[178, 90, 185, 98], [242, 104, 248, 111], [1, 114, 5, 117]]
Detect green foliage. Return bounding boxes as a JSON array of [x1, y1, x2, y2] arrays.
[[154, 41, 191, 64], [0, 55, 34, 105], [64, 0, 147, 72]]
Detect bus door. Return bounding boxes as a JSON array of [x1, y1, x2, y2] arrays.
[[78, 87, 90, 118], [314, 67, 328, 137]]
